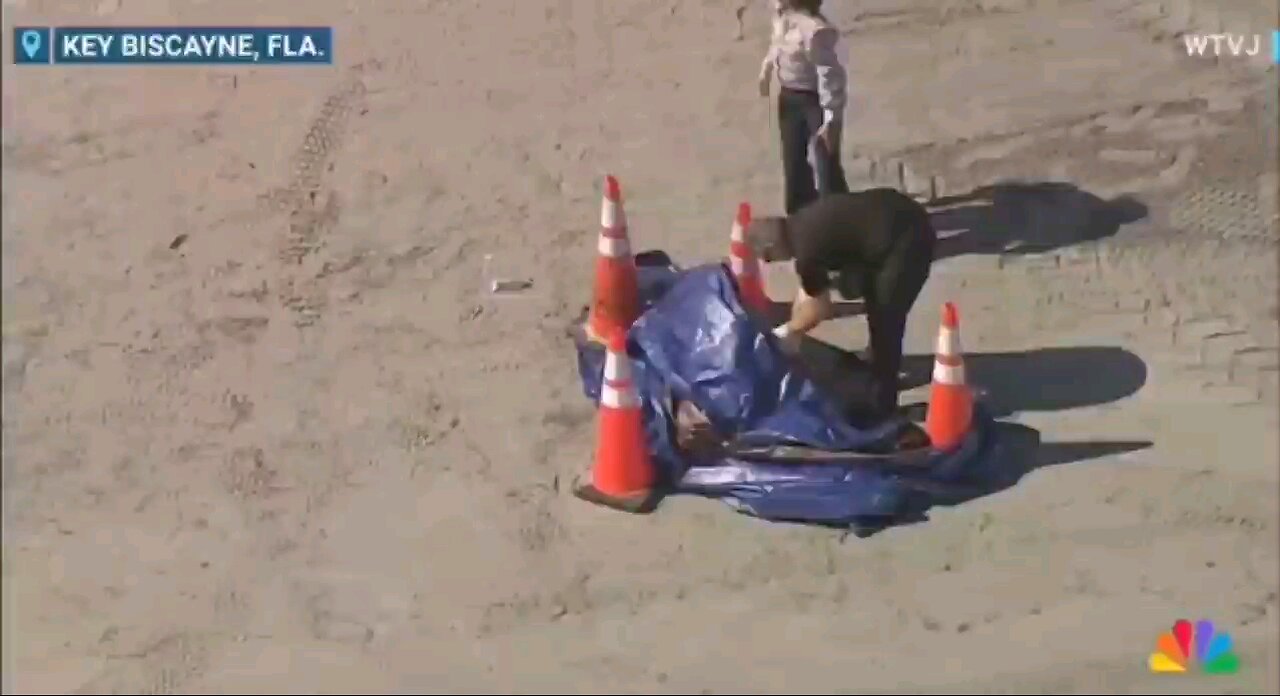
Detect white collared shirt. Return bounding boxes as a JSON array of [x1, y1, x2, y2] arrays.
[[760, 10, 848, 126]]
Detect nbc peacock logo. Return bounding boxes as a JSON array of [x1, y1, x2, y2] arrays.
[[1148, 619, 1240, 675]]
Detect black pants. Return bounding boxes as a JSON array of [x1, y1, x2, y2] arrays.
[[853, 211, 935, 420], [778, 87, 849, 214]]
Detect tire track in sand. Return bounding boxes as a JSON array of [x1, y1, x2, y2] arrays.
[[259, 76, 367, 328]]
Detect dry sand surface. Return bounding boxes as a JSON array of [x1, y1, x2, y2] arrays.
[[2, 0, 1278, 693]]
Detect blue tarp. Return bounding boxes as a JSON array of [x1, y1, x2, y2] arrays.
[[573, 253, 1000, 528]]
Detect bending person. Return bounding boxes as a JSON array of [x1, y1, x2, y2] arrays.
[[746, 188, 936, 419]]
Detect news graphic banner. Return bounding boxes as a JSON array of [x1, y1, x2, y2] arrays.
[[13, 27, 332, 65]]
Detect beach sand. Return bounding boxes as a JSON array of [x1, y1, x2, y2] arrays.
[[2, 0, 1277, 692]]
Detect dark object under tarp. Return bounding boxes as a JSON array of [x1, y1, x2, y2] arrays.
[[572, 252, 1001, 528]]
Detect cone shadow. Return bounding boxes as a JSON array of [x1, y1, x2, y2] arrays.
[[852, 423, 1153, 537], [956, 421, 1153, 498]]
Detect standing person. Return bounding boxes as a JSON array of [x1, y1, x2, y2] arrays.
[[758, 0, 850, 215], [745, 188, 936, 420]]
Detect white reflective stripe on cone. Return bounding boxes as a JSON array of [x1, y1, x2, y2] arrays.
[[730, 255, 750, 275], [932, 360, 965, 386], [601, 200, 625, 230], [597, 233, 631, 258], [601, 383, 642, 410], [935, 327, 962, 357], [604, 351, 632, 382], [730, 222, 745, 243]]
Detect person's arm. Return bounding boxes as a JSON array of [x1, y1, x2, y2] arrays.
[[775, 260, 833, 346], [786, 284, 832, 335], [807, 25, 847, 128], [758, 16, 783, 93]]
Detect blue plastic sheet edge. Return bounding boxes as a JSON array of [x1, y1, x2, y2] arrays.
[[572, 252, 1000, 526]]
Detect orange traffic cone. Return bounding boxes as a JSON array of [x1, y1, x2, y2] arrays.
[[574, 331, 659, 513], [729, 202, 770, 315], [586, 175, 641, 344], [924, 302, 974, 451]]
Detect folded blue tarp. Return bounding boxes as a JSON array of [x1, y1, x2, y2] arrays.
[[573, 253, 1000, 528]]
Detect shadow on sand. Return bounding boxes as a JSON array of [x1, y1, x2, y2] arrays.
[[786, 338, 1153, 537], [867, 420, 1151, 533], [929, 180, 1149, 260], [850, 422, 1153, 537], [797, 339, 1148, 421], [900, 346, 1149, 419]]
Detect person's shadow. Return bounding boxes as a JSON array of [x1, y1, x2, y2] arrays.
[[929, 180, 1149, 260], [796, 340, 1149, 421], [897, 347, 1149, 419]]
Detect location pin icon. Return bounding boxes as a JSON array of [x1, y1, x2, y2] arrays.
[[20, 30, 42, 60]]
